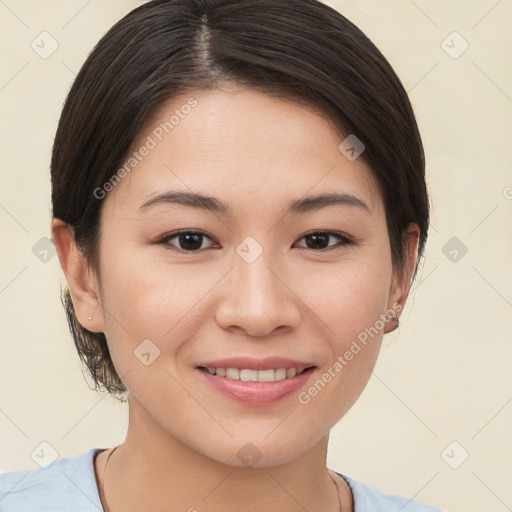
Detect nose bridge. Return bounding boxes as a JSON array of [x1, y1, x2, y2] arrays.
[[235, 248, 279, 302], [233, 234, 280, 294], [215, 242, 300, 336]]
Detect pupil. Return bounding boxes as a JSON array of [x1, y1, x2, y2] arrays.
[[180, 233, 202, 251], [306, 233, 329, 249]]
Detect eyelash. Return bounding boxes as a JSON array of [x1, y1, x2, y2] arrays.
[[155, 230, 354, 253]]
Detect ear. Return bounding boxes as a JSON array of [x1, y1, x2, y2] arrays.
[[385, 223, 421, 333], [51, 218, 105, 333]]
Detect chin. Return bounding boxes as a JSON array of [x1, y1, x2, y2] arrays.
[[200, 433, 316, 469]]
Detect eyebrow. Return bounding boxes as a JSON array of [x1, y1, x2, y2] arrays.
[[139, 190, 370, 215]]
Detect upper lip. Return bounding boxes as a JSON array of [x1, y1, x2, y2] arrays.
[[196, 357, 316, 372]]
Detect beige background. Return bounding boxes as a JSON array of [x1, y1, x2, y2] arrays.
[[1, 1, 511, 511]]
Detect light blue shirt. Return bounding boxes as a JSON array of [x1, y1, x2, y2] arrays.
[[0, 448, 443, 511]]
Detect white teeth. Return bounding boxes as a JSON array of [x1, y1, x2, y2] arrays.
[[240, 369, 258, 381], [274, 368, 287, 381], [204, 366, 307, 382], [226, 368, 240, 379], [257, 369, 275, 382]]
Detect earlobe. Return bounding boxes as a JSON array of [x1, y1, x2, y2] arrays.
[[51, 218, 105, 333], [385, 223, 421, 333]]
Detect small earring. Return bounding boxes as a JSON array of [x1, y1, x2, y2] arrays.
[[87, 315, 93, 321]]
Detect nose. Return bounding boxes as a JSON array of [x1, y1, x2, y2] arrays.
[[215, 251, 301, 337]]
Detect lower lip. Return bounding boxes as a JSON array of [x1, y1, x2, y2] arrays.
[[196, 367, 317, 405]]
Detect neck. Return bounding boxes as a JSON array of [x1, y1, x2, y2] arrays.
[[98, 396, 352, 512]]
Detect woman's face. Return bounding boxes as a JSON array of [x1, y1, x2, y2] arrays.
[[89, 84, 413, 467]]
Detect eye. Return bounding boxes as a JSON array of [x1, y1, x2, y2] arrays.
[[155, 230, 352, 253], [294, 231, 352, 250], [157, 230, 217, 252]]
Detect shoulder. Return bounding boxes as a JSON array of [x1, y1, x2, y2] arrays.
[[336, 472, 444, 512], [0, 448, 104, 512]]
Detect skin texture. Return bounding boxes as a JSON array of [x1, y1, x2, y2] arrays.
[[52, 83, 419, 512]]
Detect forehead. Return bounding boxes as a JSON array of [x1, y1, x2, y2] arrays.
[[103, 85, 381, 215]]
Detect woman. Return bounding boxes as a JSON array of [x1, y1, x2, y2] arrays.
[[0, 0, 443, 510]]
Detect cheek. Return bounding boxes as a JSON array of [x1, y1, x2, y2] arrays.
[[96, 245, 225, 382], [98, 244, 213, 331], [297, 254, 392, 342], [273, 252, 388, 383], [293, 284, 387, 431], [292, 253, 391, 400]]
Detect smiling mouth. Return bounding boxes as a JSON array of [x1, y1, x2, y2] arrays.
[[197, 366, 316, 382]]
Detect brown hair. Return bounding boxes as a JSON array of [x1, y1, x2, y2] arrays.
[[51, 0, 429, 401]]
